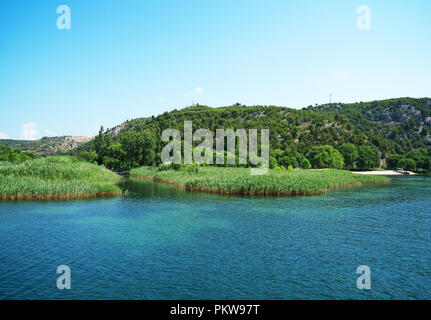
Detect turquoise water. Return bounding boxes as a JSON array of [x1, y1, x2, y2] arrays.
[[0, 176, 430, 299]]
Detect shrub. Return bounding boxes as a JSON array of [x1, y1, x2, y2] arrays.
[[357, 146, 380, 170], [337, 143, 359, 169], [398, 158, 416, 171], [306, 145, 344, 169]]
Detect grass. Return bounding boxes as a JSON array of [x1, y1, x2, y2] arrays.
[[0, 156, 121, 200], [130, 166, 390, 196]]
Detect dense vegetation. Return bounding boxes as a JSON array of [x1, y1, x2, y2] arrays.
[[0, 156, 121, 200], [70, 97, 431, 173], [0, 144, 35, 162], [130, 165, 389, 196], [386, 148, 431, 172]]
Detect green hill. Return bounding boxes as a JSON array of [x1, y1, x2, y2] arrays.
[[69, 97, 431, 172]]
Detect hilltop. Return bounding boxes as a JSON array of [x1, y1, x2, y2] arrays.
[[0, 136, 93, 156], [75, 97, 431, 155]]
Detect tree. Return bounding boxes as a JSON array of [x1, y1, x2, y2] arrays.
[[298, 155, 311, 169], [141, 131, 157, 165], [357, 146, 380, 170], [0, 144, 35, 162], [80, 151, 98, 164], [387, 154, 403, 169], [337, 143, 358, 169], [103, 143, 126, 171], [94, 126, 106, 165], [306, 145, 344, 169], [271, 148, 311, 169], [405, 149, 430, 171], [398, 158, 416, 171], [119, 131, 156, 168], [269, 156, 278, 169]]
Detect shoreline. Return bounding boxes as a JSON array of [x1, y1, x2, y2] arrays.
[[352, 170, 417, 176], [0, 191, 121, 201], [130, 173, 389, 197]]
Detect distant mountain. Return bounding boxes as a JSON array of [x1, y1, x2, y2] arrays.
[[0, 136, 93, 156]]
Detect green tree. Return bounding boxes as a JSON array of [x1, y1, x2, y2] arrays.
[[119, 131, 156, 168], [269, 156, 278, 169], [306, 145, 344, 169], [357, 146, 380, 170], [398, 158, 416, 171], [94, 126, 106, 165], [0, 144, 35, 162], [337, 143, 358, 169], [387, 154, 403, 169]]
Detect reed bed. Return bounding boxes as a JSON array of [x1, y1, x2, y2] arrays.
[[130, 166, 390, 196], [0, 156, 121, 200]]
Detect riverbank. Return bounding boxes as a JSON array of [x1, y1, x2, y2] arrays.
[[352, 170, 417, 175], [130, 166, 390, 196], [0, 156, 121, 200]]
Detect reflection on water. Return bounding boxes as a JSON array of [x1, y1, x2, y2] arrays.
[[0, 176, 430, 299]]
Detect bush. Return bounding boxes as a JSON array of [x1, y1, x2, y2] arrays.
[[398, 158, 416, 171], [357, 146, 380, 170], [306, 145, 344, 169], [0, 144, 35, 163], [387, 154, 403, 169], [337, 143, 358, 169]]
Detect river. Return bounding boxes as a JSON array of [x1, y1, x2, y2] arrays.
[[0, 176, 430, 299]]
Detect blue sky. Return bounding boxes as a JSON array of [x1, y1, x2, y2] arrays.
[[0, 0, 430, 139]]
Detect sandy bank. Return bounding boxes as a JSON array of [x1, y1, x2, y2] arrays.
[[352, 170, 417, 176]]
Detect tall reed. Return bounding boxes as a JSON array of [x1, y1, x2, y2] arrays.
[[0, 156, 121, 200], [130, 166, 390, 196]]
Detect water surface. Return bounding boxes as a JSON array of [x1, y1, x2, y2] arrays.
[[0, 176, 430, 299]]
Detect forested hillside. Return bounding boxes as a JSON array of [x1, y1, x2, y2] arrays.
[[310, 97, 431, 154], [69, 97, 431, 172]]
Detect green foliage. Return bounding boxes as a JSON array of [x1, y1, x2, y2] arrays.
[[398, 158, 416, 171], [405, 148, 430, 171], [71, 97, 431, 172], [185, 163, 199, 174], [387, 154, 403, 169], [119, 130, 156, 167], [270, 148, 310, 169], [80, 127, 157, 171], [0, 156, 121, 200], [0, 144, 35, 162], [130, 166, 389, 195], [300, 157, 312, 169], [337, 143, 359, 169], [386, 149, 431, 172], [79, 150, 98, 164], [269, 156, 278, 169], [312, 97, 431, 154], [94, 126, 106, 164], [357, 146, 380, 170], [306, 145, 344, 169]]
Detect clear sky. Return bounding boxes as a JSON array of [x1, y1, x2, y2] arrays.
[[0, 0, 430, 139]]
